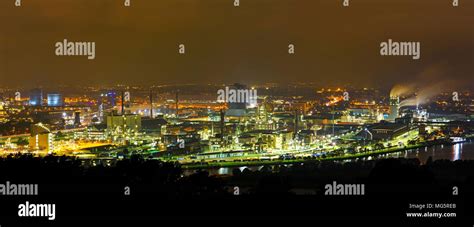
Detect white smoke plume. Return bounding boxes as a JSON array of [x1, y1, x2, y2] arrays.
[[390, 64, 463, 108]]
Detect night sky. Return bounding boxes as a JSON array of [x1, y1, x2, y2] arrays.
[[0, 0, 472, 88]]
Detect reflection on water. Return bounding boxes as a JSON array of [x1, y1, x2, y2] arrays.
[[387, 140, 473, 164], [453, 143, 462, 161], [185, 140, 474, 176], [205, 166, 262, 176], [218, 167, 231, 175]]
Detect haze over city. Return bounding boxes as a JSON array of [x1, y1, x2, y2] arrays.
[[0, 0, 473, 224], [0, 0, 472, 87]]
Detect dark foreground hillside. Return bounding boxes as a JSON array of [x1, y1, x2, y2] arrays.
[[0, 154, 472, 225]]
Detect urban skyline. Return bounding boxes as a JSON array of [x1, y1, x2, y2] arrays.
[[0, 0, 472, 224]]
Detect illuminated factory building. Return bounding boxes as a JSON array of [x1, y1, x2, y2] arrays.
[[28, 123, 54, 152], [106, 113, 142, 134], [47, 93, 64, 107], [29, 88, 43, 106], [0, 101, 8, 123], [388, 96, 400, 122]]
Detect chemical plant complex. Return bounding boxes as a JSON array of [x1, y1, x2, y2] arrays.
[[0, 83, 472, 169]]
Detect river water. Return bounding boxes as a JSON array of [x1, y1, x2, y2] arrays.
[[186, 140, 474, 176], [383, 140, 474, 164]]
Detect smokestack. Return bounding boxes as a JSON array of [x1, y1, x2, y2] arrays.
[[74, 112, 81, 126], [220, 109, 225, 140], [176, 90, 179, 117], [149, 89, 153, 119], [389, 95, 400, 122], [121, 90, 125, 115], [294, 110, 298, 139]]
